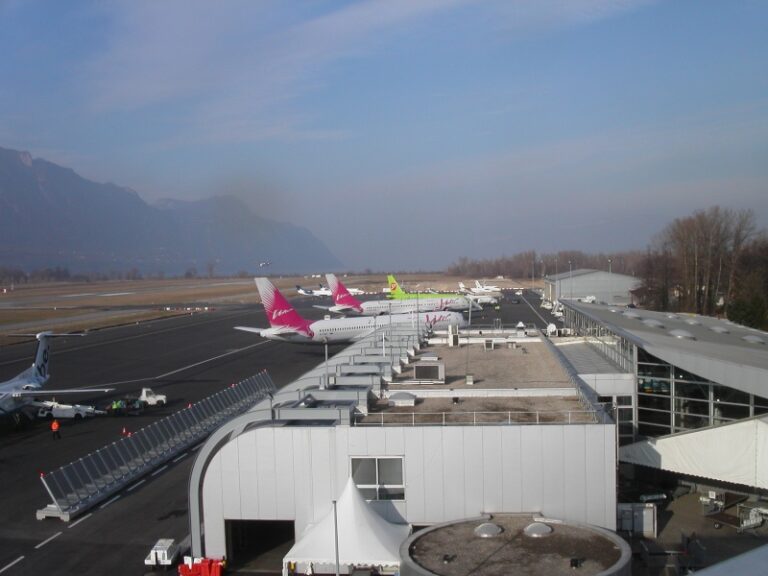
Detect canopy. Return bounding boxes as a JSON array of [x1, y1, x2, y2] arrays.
[[620, 415, 768, 490], [284, 478, 410, 572]]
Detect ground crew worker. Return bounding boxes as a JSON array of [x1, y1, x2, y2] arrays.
[[51, 418, 61, 440]]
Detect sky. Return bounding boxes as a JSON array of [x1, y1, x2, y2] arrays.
[[1, 0, 767, 271]]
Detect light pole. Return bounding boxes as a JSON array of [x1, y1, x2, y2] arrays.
[[555, 256, 559, 301], [531, 258, 535, 291], [568, 260, 573, 300]]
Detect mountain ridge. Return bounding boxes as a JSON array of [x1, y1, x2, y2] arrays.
[[0, 146, 341, 274]]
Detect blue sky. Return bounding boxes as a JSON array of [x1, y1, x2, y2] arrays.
[[2, 0, 767, 270]]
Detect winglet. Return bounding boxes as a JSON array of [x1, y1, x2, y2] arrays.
[[326, 274, 363, 313]]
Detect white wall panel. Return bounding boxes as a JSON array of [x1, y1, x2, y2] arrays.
[[501, 427, 522, 511], [563, 426, 587, 522], [384, 427, 405, 456], [481, 427, 503, 512], [237, 432, 259, 518], [309, 428, 333, 526], [275, 430, 296, 518], [220, 440, 241, 518], [584, 425, 608, 527], [291, 428, 313, 535], [202, 453, 226, 557], [441, 427, 465, 520], [256, 427, 277, 519], [541, 426, 565, 519], [422, 428, 445, 521], [463, 428, 484, 517], [366, 427, 386, 456], [403, 428, 426, 522], [520, 427, 544, 512]]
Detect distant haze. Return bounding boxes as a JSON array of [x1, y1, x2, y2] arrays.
[[1, 1, 767, 270]]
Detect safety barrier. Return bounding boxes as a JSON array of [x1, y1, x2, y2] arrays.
[[36, 371, 275, 521]]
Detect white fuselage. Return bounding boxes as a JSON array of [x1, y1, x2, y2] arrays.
[[336, 297, 474, 316], [260, 311, 466, 344], [0, 368, 44, 416]]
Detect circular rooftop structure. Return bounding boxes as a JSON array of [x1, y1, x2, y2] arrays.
[[400, 515, 631, 576]]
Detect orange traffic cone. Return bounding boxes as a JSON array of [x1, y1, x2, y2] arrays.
[[121, 427, 127, 436]]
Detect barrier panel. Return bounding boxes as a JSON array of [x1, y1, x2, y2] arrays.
[[37, 371, 275, 521]]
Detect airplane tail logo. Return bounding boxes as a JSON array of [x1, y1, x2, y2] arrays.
[[33, 332, 51, 381], [387, 275, 404, 295], [255, 278, 313, 337], [326, 274, 363, 313]]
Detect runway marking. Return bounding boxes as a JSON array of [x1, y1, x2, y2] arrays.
[[34, 531, 62, 549], [87, 377, 155, 389], [0, 556, 24, 574], [127, 479, 146, 492], [151, 464, 169, 477], [99, 495, 121, 509], [172, 453, 188, 463], [100, 292, 135, 297], [154, 340, 271, 379], [67, 513, 92, 529]]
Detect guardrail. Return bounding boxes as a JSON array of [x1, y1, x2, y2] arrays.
[[37, 371, 275, 521], [353, 409, 605, 427]]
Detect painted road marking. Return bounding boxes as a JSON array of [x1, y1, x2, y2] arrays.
[[0, 556, 24, 574], [68, 513, 93, 529], [172, 453, 188, 463], [151, 465, 169, 477], [99, 495, 121, 509], [155, 340, 270, 379], [34, 531, 62, 549], [127, 479, 146, 492]]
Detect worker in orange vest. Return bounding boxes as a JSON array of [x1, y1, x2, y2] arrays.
[[51, 419, 61, 440]]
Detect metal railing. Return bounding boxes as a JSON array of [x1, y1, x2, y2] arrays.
[[37, 371, 275, 521], [353, 409, 606, 427]]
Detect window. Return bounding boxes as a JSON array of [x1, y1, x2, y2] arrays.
[[351, 457, 404, 501]]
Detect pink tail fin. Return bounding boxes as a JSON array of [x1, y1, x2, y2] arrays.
[[326, 274, 363, 312], [255, 278, 313, 335]]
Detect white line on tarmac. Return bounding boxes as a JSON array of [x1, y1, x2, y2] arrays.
[[0, 556, 24, 574], [521, 294, 550, 327], [99, 495, 121, 509], [151, 465, 169, 477], [67, 513, 92, 529], [127, 479, 146, 492], [172, 453, 188, 463], [34, 531, 63, 549], [155, 340, 271, 379]]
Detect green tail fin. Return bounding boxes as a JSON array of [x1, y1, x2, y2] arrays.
[[387, 274, 406, 298]]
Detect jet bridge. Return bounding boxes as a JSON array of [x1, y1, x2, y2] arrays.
[[36, 372, 275, 522]]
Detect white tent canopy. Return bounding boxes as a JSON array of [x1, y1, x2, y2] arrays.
[[283, 477, 410, 575], [620, 416, 768, 490]]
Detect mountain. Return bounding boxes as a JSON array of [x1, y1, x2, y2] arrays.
[[0, 147, 341, 274]]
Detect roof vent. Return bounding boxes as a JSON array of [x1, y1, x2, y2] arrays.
[[388, 392, 417, 407], [685, 318, 701, 326], [710, 325, 730, 334], [474, 522, 504, 538], [523, 522, 553, 538], [623, 311, 641, 319], [642, 319, 665, 329], [669, 329, 696, 341], [743, 335, 765, 345]]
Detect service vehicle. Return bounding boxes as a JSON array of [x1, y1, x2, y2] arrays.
[[36, 400, 104, 420], [144, 538, 181, 569], [139, 387, 167, 406]]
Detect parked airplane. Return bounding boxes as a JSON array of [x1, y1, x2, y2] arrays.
[[295, 284, 332, 297], [457, 283, 498, 305], [325, 274, 479, 316], [458, 281, 502, 296], [236, 278, 466, 344], [476, 280, 502, 292], [0, 332, 113, 421], [386, 275, 463, 301]]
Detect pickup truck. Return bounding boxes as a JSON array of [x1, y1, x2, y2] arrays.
[[37, 401, 105, 420], [138, 387, 167, 406]]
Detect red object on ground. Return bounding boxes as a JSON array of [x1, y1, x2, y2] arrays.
[[178, 558, 225, 576]]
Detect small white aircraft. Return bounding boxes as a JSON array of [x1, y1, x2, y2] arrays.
[[295, 284, 332, 297], [0, 332, 113, 422], [458, 282, 502, 298], [325, 274, 480, 316], [236, 278, 467, 344]]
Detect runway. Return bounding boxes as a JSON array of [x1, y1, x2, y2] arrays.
[[0, 290, 555, 575]]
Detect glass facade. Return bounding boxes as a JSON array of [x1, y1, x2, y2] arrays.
[[351, 457, 404, 501], [566, 306, 768, 440]]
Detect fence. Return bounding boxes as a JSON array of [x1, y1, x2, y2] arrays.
[[37, 371, 275, 521], [353, 409, 606, 427]]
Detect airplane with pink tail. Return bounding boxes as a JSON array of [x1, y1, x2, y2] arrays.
[[324, 274, 480, 316], [235, 278, 467, 344]]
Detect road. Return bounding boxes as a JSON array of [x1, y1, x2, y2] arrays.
[[0, 290, 554, 575]]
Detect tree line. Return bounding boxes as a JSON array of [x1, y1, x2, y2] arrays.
[[446, 206, 767, 329]]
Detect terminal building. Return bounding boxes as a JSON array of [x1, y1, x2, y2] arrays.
[[560, 300, 768, 492], [187, 324, 618, 571], [544, 269, 640, 305]]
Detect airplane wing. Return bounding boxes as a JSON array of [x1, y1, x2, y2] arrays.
[[12, 387, 114, 398], [234, 325, 305, 337]]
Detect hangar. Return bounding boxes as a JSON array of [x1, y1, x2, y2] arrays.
[[186, 324, 617, 568], [544, 268, 640, 305]]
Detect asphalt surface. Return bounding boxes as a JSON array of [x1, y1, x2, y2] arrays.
[[0, 289, 555, 575]]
